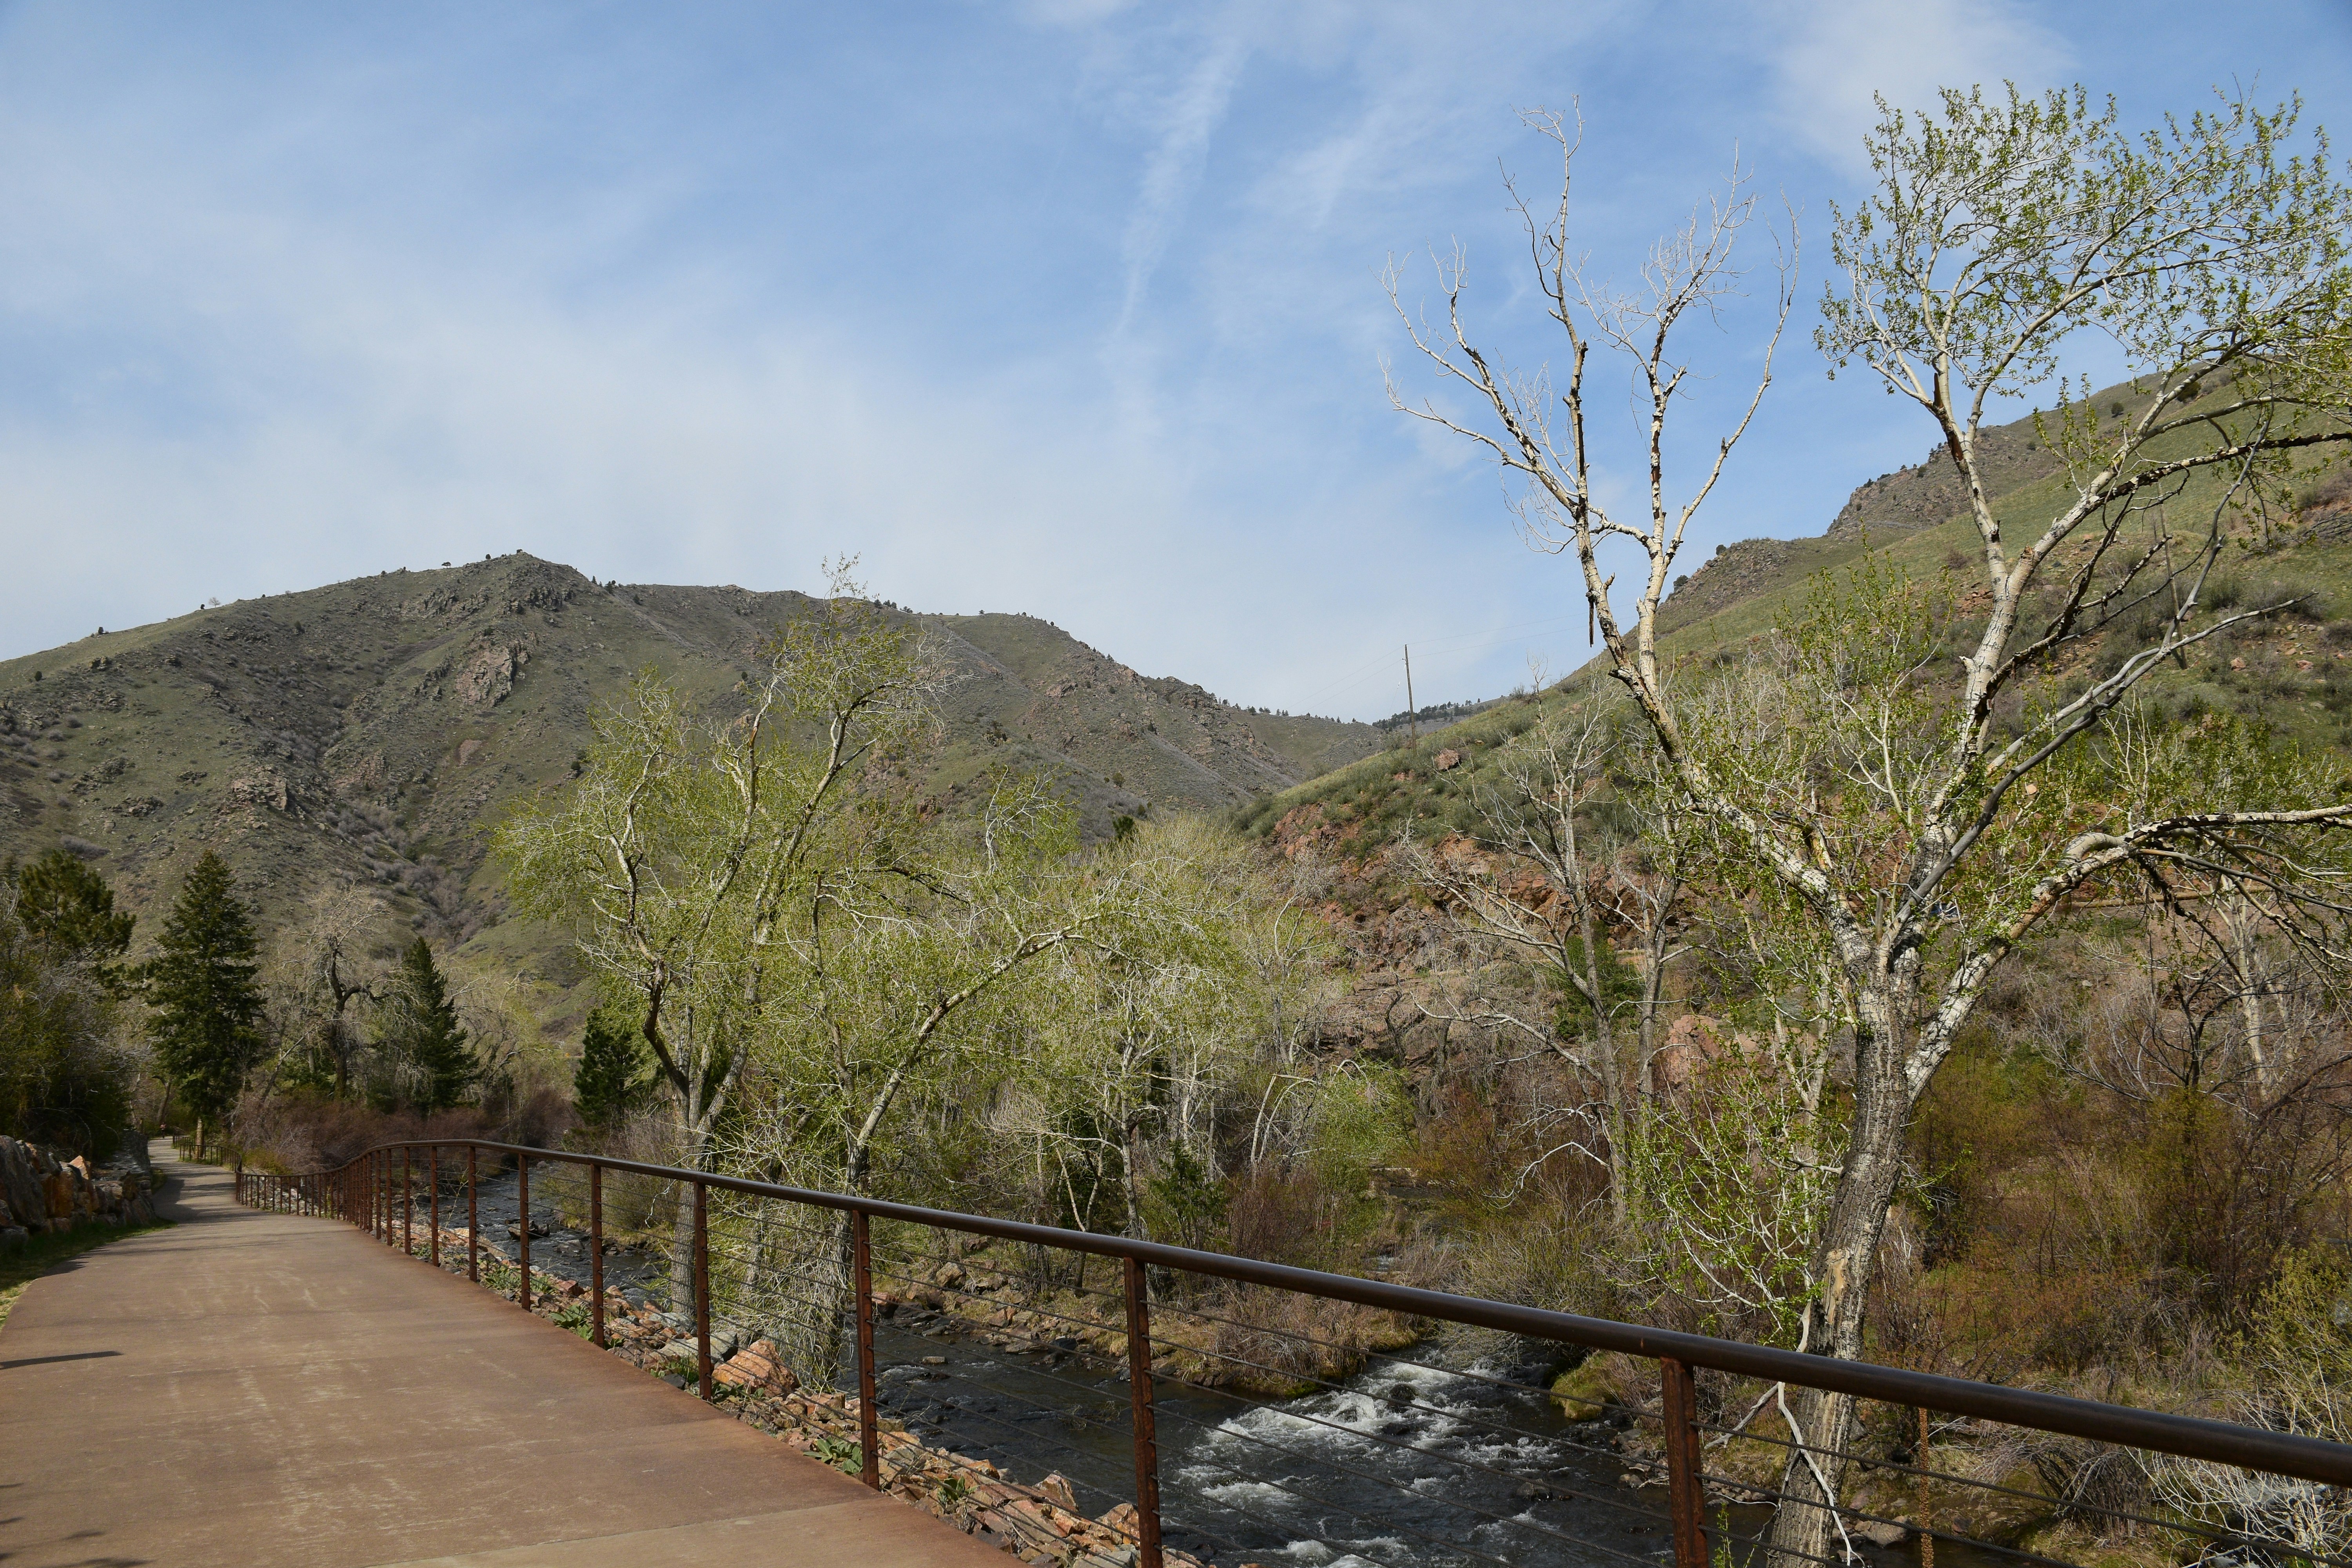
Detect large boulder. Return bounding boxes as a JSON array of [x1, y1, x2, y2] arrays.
[[0, 1135, 156, 1234], [0, 1139, 46, 1233]]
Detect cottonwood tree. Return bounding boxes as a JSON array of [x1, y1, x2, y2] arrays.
[[270, 884, 386, 1100], [1394, 89, 2352, 1564], [500, 572, 1107, 1330], [1005, 816, 1326, 1254], [498, 572, 939, 1181]]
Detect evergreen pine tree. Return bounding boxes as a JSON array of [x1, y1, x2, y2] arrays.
[[146, 851, 264, 1156], [14, 849, 135, 965], [379, 937, 476, 1113], [572, 1004, 650, 1133]]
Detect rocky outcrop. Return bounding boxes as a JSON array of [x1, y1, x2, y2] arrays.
[[0, 1134, 159, 1250]]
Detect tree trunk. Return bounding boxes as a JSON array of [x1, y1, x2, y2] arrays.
[[1764, 975, 1915, 1568], [667, 1094, 714, 1318]]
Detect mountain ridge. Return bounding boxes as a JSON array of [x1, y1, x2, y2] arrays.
[[0, 555, 1379, 965]]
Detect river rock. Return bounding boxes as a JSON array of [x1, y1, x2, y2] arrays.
[[713, 1339, 797, 1394]]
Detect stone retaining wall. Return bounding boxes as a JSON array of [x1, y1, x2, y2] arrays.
[[0, 1134, 159, 1250]]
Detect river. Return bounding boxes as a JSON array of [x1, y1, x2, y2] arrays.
[[451, 1167, 1987, 1568]]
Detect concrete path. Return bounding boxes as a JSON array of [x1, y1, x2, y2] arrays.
[[0, 1146, 1009, 1568]]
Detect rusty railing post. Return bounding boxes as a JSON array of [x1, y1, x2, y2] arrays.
[[1661, 1356, 1709, 1568], [377, 1152, 387, 1242], [402, 1147, 414, 1256], [694, 1178, 712, 1401], [428, 1146, 441, 1267], [853, 1208, 879, 1489], [519, 1155, 532, 1310], [1122, 1255, 1164, 1568], [467, 1145, 479, 1282], [1918, 1406, 1935, 1568], [590, 1163, 606, 1348]]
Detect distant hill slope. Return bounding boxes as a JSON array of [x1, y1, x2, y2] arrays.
[[1244, 389, 2352, 851], [0, 557, 1379, 971]]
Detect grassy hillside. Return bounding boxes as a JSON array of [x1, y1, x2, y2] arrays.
[[1243, 393, 2352, 850], [0, 556, 1380, 1015]]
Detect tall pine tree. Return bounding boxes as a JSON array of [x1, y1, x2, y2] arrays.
[[572, 1004, 650, 1133], [146, 851, 264, 1157], [378, 938, 475, 1113]]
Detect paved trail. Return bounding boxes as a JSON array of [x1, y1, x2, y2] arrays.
[[0, 1146, 1006, 1568]]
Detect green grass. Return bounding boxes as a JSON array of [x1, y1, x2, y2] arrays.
[[0, 1218, 176, 1332]]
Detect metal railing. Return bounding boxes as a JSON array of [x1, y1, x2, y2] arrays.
[[236, 1143, 2352, 1568]]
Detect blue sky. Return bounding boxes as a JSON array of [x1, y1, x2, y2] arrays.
[[2, 2, 2348, 720]]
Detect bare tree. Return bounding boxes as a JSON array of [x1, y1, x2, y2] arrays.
[[1394, 88, 2352, 1564], [1407, 686, 1687, 1219], [262, 883, 385, 1101]]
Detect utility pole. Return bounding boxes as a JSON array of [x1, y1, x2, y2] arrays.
[[1404, 645, 1417, 744]]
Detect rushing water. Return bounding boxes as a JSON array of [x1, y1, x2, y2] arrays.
[[440, 1171, 1992, 1568], [867, 1312, 1682, 1567], [864, 1309, 2007, 1568]]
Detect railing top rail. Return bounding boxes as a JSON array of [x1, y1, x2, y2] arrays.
[[320, 1138, 2352, 1488]]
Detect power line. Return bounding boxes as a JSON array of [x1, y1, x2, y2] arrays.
[[1292, 610, 1592, 709]]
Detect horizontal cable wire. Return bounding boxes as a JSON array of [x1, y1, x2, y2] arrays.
[[876, 1406, 1261, 1568], [1690, 1416, 2352, 1568], [868, 1392, 1138, 1508]]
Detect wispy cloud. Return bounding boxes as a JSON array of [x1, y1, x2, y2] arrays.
[[1, 1, 2339, 720], [1116, 28, 1251, 332], [1760, 0, 2073, 171]]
